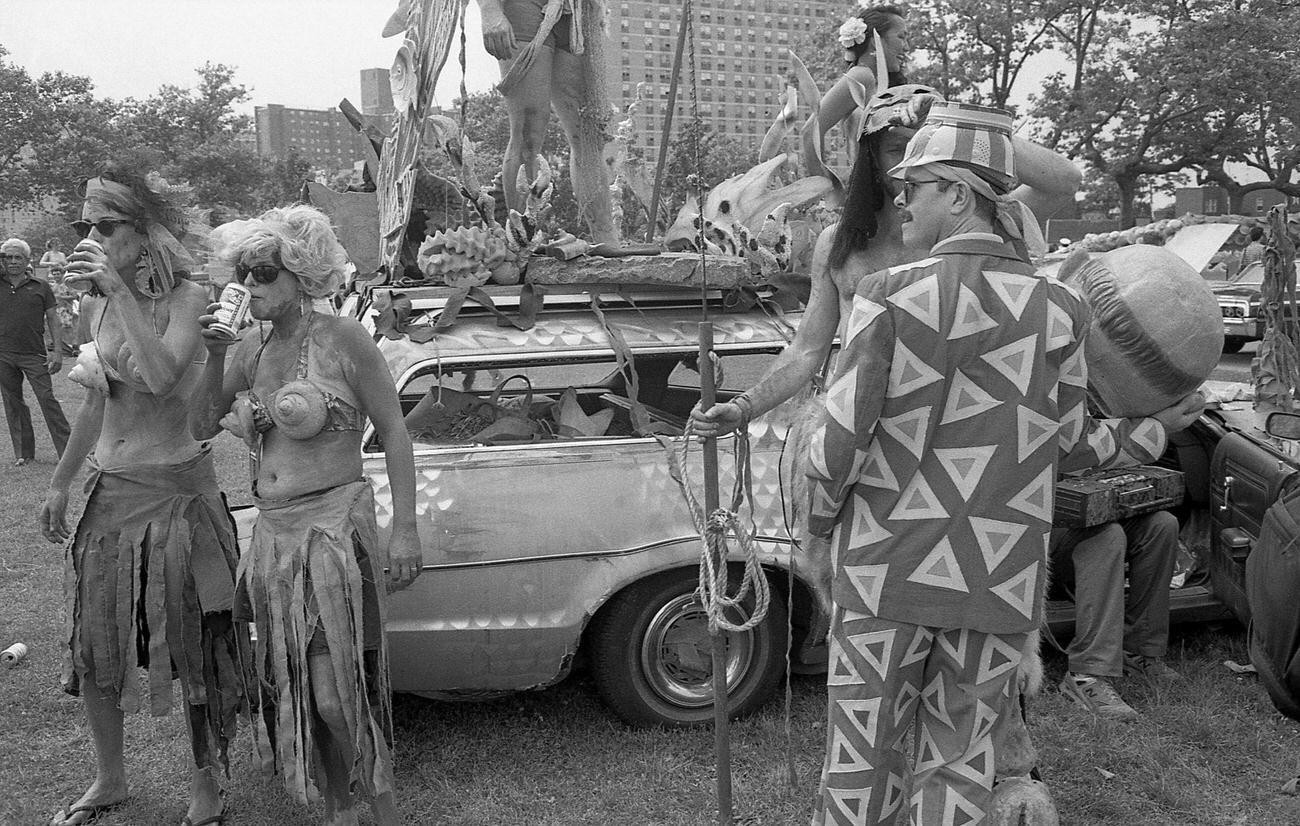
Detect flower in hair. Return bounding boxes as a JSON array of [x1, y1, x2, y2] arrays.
[[838, 17, 869, 48]]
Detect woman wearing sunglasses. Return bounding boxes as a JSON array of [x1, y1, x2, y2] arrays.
[[191, 205, 419, 826], [39, 166, 247, 826]]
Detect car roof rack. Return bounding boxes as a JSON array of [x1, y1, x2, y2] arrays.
[[354, 282, 771, 320]]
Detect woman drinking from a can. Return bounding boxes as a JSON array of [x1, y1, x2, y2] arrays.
[[191, 204, 420, 826], [40, 165, 247, 826]]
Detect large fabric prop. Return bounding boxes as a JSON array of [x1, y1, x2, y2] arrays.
[[377, 0, 463, 282], [1058, 245, 1223, 417]]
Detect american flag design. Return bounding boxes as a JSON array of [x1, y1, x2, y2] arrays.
[[891, 102, 1017, 192]]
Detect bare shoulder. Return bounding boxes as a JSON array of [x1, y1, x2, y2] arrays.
[[315, 313, 383, 365], [169, 280, 211, 316], [842, 65, 876, 88], [316, 313, 371, 344]]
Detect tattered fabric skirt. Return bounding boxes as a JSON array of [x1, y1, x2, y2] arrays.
[[237, 480, 393, 806], [62, 448, 248, 771]]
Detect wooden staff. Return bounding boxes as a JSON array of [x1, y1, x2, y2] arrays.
[[698, 321, 733, 825], [646, 0, 693, 242]]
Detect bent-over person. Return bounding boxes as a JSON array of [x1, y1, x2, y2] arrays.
[[191, 205, 421, 826]]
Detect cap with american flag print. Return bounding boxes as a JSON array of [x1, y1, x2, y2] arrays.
[[887, 101, 1017, 194]]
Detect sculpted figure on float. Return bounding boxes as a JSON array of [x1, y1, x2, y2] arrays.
[[476, 0, 618, 245], [1059, 244, 1223, 417]]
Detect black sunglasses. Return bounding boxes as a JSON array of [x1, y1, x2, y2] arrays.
[[235, 261, 284, 285], [71, 218, 135, 239], [900, 178, 952, 205]]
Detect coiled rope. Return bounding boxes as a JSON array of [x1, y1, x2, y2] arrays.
[[660, 407, 771, 633]]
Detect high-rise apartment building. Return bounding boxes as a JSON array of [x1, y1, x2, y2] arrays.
[[360, 67, 396, 116], [254, 104, 374, 170], [604, 0, 830, 151], [254, 70, 394, 170]]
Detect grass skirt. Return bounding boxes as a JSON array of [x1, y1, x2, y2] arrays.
[[61, 448, 248, 771], [240, 480, 393, 806]]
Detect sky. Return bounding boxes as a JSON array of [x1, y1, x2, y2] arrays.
[[3, 0, 501, 113], [4, 0, 1062, 117]]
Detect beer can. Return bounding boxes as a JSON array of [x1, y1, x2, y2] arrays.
[[2, 642, 27, 666], [212, 282, 253, 338], [65, 239, 104, 294]]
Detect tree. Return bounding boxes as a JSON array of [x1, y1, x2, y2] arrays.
[[258, 150, 315, 208], [125, 63, 252, 154], [906, 0, 1076, 108], [662, 118, 757, 214], [1031, 0, 1300, 226], [0, 46, 130, 212], [1179, 0, 1300, 212]]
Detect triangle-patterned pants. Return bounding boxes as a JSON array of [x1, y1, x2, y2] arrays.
[[812, 609, 1028, 826]]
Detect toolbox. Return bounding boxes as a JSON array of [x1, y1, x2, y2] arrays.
[[1053, 466, 1185, 528]]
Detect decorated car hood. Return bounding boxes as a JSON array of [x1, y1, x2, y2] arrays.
[[375, 309, 801, 381], [365, 415, 798, 561]]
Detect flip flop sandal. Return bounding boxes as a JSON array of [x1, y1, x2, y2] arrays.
[[180, 804, 228, 826], [49, 800, 124, 826]]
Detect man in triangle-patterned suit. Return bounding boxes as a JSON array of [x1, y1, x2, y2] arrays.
[[804, 102, 1204, 826]]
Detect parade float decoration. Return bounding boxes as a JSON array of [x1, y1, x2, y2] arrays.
[[340, 4, 1095, 823], [1253, 205, 1300, 412], [1058, 244, 1224, 417]]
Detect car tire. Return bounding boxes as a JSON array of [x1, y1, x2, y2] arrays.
[[590, 566, 789, 728], [1223, 336, 1246, 354]]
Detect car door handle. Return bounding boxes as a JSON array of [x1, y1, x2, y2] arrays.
[[1219, 475, 1235, 514]]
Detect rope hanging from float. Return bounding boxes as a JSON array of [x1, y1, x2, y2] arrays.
[[661, 419, 771, 633]]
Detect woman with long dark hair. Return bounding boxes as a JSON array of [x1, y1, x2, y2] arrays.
[[816, 4, 911, 155]]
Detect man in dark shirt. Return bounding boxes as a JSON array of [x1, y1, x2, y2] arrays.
[[0, 238, 69, 465]]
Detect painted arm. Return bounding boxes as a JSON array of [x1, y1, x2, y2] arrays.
[[345, 322, 421, 591], [817, 66, 874, 151], [40, 390, 106, 543], [190, 308, 253, 441], [477, 0, 517, 60], [44, 306, 63, 371], [1054, 303, 1201, 473], [806, 279, 893, 538], [1009, 137, 1083, 222], [689, 227, 842, 436]]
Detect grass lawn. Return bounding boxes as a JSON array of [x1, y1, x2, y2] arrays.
[[2, 373, 1300, 825]]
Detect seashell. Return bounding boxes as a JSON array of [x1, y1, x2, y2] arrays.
[[416, 226, 507, 288], [269, 380, 329, 440], [390, 39, 420, 114], [489, 260, 522, 285], [68, 342, 108, 394]]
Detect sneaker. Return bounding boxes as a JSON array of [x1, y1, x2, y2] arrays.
[[12, 458, 30, 467], [1124, 653, 1182, 683], [1059, 673, 1138, 719]]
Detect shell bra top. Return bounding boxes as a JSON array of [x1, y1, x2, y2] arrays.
[[246, 312, 365, 435], [92, 298, 200, 394]]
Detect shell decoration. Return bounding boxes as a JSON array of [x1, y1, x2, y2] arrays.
[[522, 155, 555, 218], [390, 39, 420, 114], [68, 342, 108, 395], [270, 380, 329, 440], [417, 226, 507, 288]]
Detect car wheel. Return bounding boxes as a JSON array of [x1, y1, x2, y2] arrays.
[[590, 566, 789, 728], [1223, 337, 1246, 354]]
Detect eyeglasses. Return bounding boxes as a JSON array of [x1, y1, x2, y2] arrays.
[[1, 255, 27, 263], [235, 261, 284, 285], [71, 218, 135, 239], [900, 178, 950, 205]]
